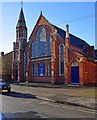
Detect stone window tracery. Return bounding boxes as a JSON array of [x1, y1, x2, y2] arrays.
[[32, 26, 52, 58]]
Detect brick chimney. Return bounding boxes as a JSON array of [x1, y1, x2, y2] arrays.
[[66, 24, 70, 39], [65, 24, 70, 85], [0, 52, 4, 57]]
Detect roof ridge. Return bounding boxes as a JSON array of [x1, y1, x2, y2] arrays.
[[52, 24, 90, 47]]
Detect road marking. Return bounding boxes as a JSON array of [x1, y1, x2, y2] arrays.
[[17, 99, 33, 104], [39, 102, 48, 104], [21, 101, 32, 104], [35, 113, 48, 118]]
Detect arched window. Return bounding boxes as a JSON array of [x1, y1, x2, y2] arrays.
[[36, 26, 46, 42], [59, 44, 64, 76], [32, 26, 52, 58], [15, 51, 18, 60], [60, 44, 64, 56]]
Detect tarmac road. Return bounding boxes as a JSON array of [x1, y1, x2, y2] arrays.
[[0, 84, 96, 119]]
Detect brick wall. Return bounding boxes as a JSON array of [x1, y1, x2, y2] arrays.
[[65, 39, 97, 85], [0, 52, 12, 82], [84, 59, 97, 85], [30, 76, 51, 83]]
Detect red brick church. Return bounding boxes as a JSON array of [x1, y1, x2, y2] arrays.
[[2, 5, 97, 85]]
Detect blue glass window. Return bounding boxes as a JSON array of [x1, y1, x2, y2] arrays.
[[32, 27, 52, 58], [32, 64, 35, 76], [60, 44, 64, 56], [24, 53, 28, 62], [59, 44, 64, 76], [15, 51, 18, 60], [38, 63, 45, 76], [61, 62, 64, 75], [37, 27, 46, 42], [32, 41, 36, 58]]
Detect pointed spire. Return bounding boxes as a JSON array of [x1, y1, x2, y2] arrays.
[[40, 11, 43, 16], [66, 24, 70, 39], [21, 0, 23, 8], [16, 2, 27, 28]]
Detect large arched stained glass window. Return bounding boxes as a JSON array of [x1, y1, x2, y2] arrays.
[[32, 26, 52, 58]]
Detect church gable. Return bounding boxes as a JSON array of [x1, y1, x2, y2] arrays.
[[27, 13, 58, 59], [29, 13, 56, 45]]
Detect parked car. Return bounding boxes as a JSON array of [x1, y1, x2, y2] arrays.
[[0, 79, 11, 93], [0, 112, 6, 120]]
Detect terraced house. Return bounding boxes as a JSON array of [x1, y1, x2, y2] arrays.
[[1, 5, 97, 86], [0, 52, 12, 82]]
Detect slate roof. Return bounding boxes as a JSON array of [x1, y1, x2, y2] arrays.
[[16, 7, 27, 28], [53, 25, 90, 50]]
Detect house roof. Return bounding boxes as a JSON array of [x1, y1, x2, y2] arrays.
[[53, 25, 90, 49]]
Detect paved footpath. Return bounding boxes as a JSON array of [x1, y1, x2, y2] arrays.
[[11, 82, 97, 110]]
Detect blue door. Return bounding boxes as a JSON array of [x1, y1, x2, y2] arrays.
[[71, 66, 79, 83]]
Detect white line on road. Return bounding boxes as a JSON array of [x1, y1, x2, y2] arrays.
[[39, 102, 48, 104], [35, 113, 48, 118]]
